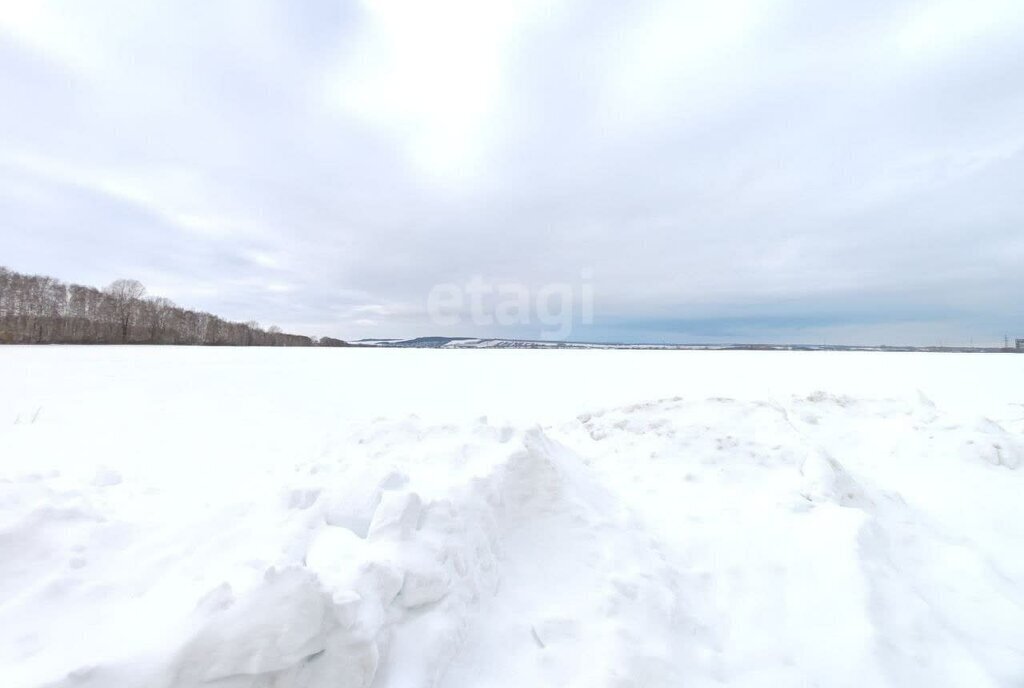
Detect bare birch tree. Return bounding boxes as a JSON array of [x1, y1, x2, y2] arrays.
[[105, 279, 146, 343]]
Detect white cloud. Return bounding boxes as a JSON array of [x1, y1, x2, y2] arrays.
[[0, 1, 108, 75], [895, 0, 1024, 60], [330, 0, 554, 186], [2, 0, 1023, 344], [601, 0, 768, 129]]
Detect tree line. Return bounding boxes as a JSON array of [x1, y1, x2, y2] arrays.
[[0, 266, 347, 346]]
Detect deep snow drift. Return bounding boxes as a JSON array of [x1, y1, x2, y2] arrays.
[[1, 347, 1022, 687]]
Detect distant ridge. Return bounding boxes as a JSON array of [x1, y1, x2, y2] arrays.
[[352, 336, 1018, 353]]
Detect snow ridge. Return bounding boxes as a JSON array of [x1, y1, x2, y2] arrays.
[[2, 385, 1023, 687]]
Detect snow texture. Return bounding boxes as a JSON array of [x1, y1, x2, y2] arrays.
[[1, 347, 1022, 687]]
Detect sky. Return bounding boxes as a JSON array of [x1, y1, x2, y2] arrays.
[[1, 0, 1023, 345]]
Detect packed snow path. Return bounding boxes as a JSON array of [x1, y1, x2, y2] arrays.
[[1, 348, 1022, 687]]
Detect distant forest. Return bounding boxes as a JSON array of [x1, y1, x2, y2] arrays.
[[0, 266, 347, 346]]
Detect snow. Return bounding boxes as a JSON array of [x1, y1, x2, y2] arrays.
[[1, 346, 1022, 687]]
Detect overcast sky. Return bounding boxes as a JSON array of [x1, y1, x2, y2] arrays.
[[2, 0, 1023, 345]]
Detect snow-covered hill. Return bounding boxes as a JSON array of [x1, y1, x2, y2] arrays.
[[1, 347, 1022, 687], [354, 336, 1014, 352]]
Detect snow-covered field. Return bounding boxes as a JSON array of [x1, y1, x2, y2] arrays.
[[1, 347, 1023, 688]]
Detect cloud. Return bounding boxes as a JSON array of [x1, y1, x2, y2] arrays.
[[1, 0, 1022, 345], [328, 0, 553, 186]]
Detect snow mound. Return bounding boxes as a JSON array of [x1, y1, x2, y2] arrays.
[[2, 351, 1023, 688]]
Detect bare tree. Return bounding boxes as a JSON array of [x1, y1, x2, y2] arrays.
[[0, 266, 328, 346], [105, 279, 146, 343], [146, 296, 175, 342]]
